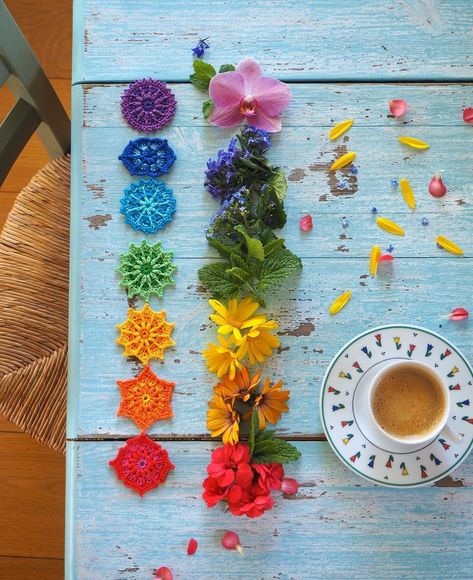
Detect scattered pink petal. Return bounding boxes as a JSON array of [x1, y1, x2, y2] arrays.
[[281, 477, 299, 495], [300, 214, 313, 232], [389, 99, 407, 117], [429, 174, 446, 198], [221, 531, 243, 555], [448, 307, 469, 321], [155, 567, 173, 580], [187, 538, 198, 556], [379, 254, 394, 261], [463, 108, 473, 124]]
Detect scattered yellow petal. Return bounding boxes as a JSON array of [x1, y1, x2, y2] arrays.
[[330, 151, 356, 171], [436, 235, 464, 256], [398, 136, 430, 149], [376, 217, 405, 236], [329, 290, 352, 315], [399, 177, 415, 209], [370, 245, 381, 276], [329, 119, 353, 141]]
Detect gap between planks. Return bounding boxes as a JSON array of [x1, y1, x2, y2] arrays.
[[68, 434, 328, 442]]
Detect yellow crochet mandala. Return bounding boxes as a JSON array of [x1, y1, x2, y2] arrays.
[[116, 303, 175, 364]]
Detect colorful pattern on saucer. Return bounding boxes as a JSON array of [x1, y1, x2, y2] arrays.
[[120, 179, 176, 234], [118, 138, 176, 177], [109, 433, 174, 496], [320, 325, 473, 487]]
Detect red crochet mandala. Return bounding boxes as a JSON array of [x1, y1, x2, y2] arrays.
[[109, 433, 174, 496]]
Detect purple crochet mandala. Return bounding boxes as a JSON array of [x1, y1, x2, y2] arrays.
[[121, 78, 176, 132]]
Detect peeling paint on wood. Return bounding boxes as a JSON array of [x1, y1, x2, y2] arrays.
[[84, 213, 112, 229]]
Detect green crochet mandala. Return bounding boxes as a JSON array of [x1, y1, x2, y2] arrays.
[[117, 240, 176, 301]]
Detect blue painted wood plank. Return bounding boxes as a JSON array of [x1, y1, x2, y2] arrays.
[[73, 0, 473, 83], [71, 257, 473, 438], [66, 440, 473, 579]]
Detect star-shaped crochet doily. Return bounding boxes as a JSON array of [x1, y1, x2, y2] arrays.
[[117, 240, 176, 301], [116, 303, 175, 364], [117, 365, 175, 431], [120, 178, 176, 234], [109, 433, 174, 496]]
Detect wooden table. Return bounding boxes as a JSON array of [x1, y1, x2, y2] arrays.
[[67, 2, 473, 578]]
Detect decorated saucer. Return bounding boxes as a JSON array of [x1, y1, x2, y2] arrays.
[[320, 325, 473, 487]]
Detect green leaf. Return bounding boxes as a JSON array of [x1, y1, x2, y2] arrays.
[[248, 409, 259, 455], [255, 429, 276, 443], [207, 237, 235, 258], [189, 60, 217, 91], [202, 99, 214, 119], [269, 168, 287, 202], [257, 248, 302, 293], [219, 64, 236, 73], [230, 252, 250, 270], [225, 266, 253, 285], [234, 225, 265, 261], [252, 438, 301, 465], [263, 238, 285, 257], [198, 262, 239, 298]]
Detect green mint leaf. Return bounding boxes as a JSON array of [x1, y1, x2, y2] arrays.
[[230, 252, 250, 271], [198, 262, 239, 298], [257, 248, 302, 293], [190, 60, 217, 91], [248, 409, 259, 455], [225, 266, 253, 285], [255, 429, 276, 443], [219, 64, 236, 72], [207, 237, 235, 258], [202, 99, 214, 119], [252, 438, 301, 464], [234, 225, 265, 261], [269, 169, 287, 202], [263, 238, 285, 257]]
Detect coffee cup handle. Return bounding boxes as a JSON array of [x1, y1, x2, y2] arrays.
[[439, 423, 463, 444]]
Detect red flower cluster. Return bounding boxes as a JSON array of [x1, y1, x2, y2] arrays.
[[202, 443, 283, 518]]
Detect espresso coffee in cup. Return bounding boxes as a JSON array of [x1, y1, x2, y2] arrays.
[[371, 363, 447, 440]]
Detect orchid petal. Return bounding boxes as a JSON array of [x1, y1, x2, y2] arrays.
[[209, 105, 243, 128], [389, 99, 407, 117], [398, 136, 430, 149], [236, 58, 262, 92], [209, 72, 245, 107], [463, 108, 473, 124], [253, 76, 292, 116], [250, 108, 282, 132], [449, 307, 469, 321]]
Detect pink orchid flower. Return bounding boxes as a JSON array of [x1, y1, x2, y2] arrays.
[[209, 58, 291, 132]]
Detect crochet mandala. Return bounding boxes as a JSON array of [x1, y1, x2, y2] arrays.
[[116, 303, 175, 365], [121, 78, 176, 132], [118, 137, 176, 177], [109, 433, 175, 496], [120, 179, 176, 234], [117, 365, 175, 431], [117, 240, 176, 301]]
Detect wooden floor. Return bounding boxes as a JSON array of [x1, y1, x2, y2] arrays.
[[0, 1, 71, 578]]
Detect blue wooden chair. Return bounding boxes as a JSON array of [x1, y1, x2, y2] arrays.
[[0, 0, 70, 453]]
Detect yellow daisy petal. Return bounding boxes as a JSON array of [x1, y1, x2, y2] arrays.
[[436, 235, 464, 256], [329, 119, 353, 141], [370, 245, 381, 277], [329, 290, 352, 316]]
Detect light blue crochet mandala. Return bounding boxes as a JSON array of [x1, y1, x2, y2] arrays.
[[120, 179, 176, 234]]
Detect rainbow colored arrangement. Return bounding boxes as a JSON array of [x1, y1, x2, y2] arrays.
[[189, 58, 304, 518], [108, 79, 178, 497]]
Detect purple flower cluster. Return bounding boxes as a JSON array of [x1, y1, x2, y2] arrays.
[[204, 127, 272, 200]]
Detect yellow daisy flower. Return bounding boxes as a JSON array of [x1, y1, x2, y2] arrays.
[[209, 297, 266, 340], [202, 336, 242, 379], [214, 366, 263, 403], [235, 319, 280, 365], [207, 394, 240, 444], [253, 378, 290, 430]]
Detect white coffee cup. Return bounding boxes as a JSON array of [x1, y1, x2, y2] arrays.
[[368, 360, 461, 446]]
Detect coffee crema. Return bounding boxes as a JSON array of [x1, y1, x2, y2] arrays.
[[372, 367, 445, 438]]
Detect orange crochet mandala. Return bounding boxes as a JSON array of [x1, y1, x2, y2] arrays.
[[116, 303, 175, 364], [117, 365, 175, 431]]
